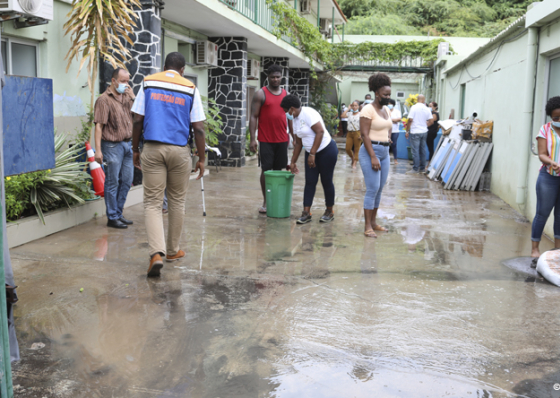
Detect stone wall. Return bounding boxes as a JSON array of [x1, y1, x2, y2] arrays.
[[100, 0, 163, 95], [208, 37, 248, 167], [261, 57, 289, 90], [289, 68, 310, 106]]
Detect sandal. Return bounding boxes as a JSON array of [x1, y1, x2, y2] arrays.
[[373, 225, 388, 232], [364, 229, 377, 238], [258, 206, 267, 214], [531, 257, 539, 269]]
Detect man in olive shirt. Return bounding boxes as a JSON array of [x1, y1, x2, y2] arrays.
[[94, 68, 135, 229]]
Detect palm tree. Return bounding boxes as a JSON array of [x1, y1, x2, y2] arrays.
[[63, 0, 141, 139]]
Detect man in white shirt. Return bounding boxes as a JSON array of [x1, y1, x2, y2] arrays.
[[405, 94, 433, 173]]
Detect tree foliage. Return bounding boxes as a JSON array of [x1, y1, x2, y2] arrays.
[[64, 0, 141, 112], [339, 0, 532, 37]]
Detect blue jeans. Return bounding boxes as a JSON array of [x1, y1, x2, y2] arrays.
[[101, 140, 133, 221], [410, 132, 428, 171], [532, 168, 560, 242], [390, 132, 399, 160], [359, 144, 390, 209], [304, 140, 338, 207]]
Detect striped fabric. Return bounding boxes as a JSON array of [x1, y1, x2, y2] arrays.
[[537, 122, 560, 176], [93, 89, 136, 142]]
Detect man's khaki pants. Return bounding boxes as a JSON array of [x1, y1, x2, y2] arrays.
[[141, 142, 192, 257]]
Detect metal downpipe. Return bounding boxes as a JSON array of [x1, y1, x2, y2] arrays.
[[516, 27, 539, 205]]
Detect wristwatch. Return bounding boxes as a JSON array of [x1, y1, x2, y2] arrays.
[[132, 147, 140, 153]]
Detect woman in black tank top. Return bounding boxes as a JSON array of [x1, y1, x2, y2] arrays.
[[427, 102, 440, 161]]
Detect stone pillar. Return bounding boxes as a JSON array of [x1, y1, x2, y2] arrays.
[[100, 0, 163, 95], [260, 57, 289, 90], [208, 37, 248, 167], [289, 68, 310, 106]]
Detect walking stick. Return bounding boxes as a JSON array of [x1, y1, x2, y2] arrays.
[[200, 177, 207, 217]]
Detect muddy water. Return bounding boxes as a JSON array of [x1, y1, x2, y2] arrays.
[[9, 153, 560, 397]]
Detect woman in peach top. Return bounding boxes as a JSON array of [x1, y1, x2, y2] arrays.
[[359, 73, 393, 238]]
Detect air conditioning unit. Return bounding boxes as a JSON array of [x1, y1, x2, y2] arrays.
[[437, 42, 450, 58], [196, 40, 218, 67], [396, 91, 405, 99], [300, 0, 311, 14], [319, 18, 330, 34], [0, 0, 53, 25], [248, 59, 261, 80]]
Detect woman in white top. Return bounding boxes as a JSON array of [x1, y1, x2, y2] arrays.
[[281, 94, 338, 225], [341, 100, 361, 169]]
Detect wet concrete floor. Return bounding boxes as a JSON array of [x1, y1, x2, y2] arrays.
[[8, 151, 560, 398]]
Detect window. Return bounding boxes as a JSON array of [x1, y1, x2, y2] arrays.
[[183, 73, 198, 88], [1, 37, 39, 77]]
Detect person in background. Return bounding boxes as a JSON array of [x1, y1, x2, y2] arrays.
[[427, 102, 440, 161], [248, 65, 291, 214], [405, 94, 433, 174], [388, 99, 402, 165], [131, 52, 206, 277], [94, 68, 136, 229], [340, 103, 348, 137], [342, 100, 361, 169], [360, 93, 373, 111], [531, 96, 560, 264], [359, 73, 393, 238], [281, 94, 338, 224]]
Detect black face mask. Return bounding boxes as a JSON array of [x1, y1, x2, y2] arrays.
[[379, 97, 390, 106]]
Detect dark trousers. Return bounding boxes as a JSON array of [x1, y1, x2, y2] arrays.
[[341, 121, 348, 137], [427, 131, 438, 161], [304, 140, 338, 207], [532, 168, 560, 241]]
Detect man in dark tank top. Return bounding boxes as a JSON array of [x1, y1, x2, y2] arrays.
[[248, 65, 293, 214]]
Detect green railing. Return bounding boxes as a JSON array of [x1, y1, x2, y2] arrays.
[[218, 0, 293, 44]]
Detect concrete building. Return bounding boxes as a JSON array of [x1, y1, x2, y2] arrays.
[[2, 0, 346, 166], [435, 0, 560, 239]]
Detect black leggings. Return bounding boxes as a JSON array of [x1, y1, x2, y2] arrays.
[[304, 140, 338, 207], [427, 131, 438, 160]]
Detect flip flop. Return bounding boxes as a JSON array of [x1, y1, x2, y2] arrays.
[[364, 229, 377, 238], [259, 206, 267, 214], [373, 225, 388, 232], [531, 257, 539, 269]]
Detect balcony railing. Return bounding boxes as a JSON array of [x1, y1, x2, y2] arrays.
[[218, 0, 277, 34]]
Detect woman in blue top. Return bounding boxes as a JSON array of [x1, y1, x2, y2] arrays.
[[281, 94, 338, 225]]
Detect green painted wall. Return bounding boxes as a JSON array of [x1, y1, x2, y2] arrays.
[[438, 17, 560, 241], [3, 0, 97, 134], [162, 20, 209, 98]]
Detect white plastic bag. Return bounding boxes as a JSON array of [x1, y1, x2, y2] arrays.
[[536, 249, 560, 287]]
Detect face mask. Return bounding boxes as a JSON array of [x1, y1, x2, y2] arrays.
[[352, 109, 359, 113], [286, 112, 294, 121], [553, 121, 560, 128], [379, 98, 390, 106], [388, 105, 394, 110], [364, 99, 373, 104], [116, 83, 127, 94]]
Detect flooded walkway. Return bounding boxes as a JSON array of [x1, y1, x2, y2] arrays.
[[9, 152, 560, 398]]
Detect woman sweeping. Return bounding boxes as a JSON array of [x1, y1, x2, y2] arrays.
[[281, 94, 338, 224], [341, 100, 361, 169], [359, 73, 393, 238]]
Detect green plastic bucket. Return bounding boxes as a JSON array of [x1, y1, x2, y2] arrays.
[[264, 170, 295, 218]]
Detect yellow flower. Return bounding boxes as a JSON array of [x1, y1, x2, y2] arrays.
[[5, 177, 10, 181], [48, 169, 51, 173]]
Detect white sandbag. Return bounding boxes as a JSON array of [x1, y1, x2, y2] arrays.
[[536, 249, 560, 287]]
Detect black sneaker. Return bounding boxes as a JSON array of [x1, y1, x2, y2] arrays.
[[297, 211, 312, 224], [320, 211, 334, 223]]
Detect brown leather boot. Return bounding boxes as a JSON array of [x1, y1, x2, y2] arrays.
[[166, 250, 185, 262], [147, 254, 164, 277]]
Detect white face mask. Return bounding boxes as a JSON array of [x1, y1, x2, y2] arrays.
[[116, 83, 127, 94]]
